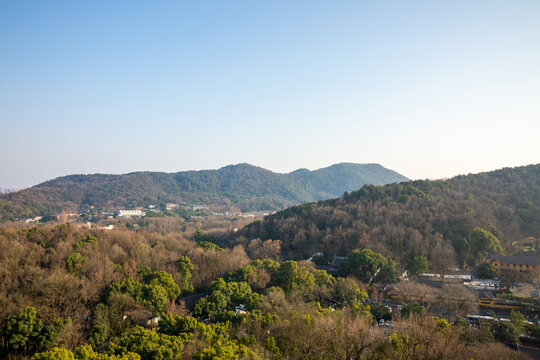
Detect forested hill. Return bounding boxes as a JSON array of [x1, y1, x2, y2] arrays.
[[237, 164, 540, 264], [0, 163, 407, 221]]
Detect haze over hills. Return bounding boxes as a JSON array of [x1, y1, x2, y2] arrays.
[[0, 163, 408, 221], [236, 164, 540, 263]]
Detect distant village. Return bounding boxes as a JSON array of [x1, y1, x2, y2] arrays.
[[22, 202, 275, 229]]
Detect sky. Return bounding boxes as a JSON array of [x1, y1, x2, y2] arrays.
[[1, 1, 539, 188]]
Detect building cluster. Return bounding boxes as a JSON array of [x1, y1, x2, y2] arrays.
[[490, 252, 540, 281], [0, 187, 24, 194]]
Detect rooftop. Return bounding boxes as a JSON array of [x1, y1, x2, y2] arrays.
[[490, 252, 540, 266]]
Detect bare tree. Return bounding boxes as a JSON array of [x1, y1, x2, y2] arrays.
[[430, 237, 456, 283]]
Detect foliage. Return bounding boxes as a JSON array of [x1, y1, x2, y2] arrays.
[[66, 252, 88, 274], [2, 306, 70, 356], [467, 228, 503, 264], [198, 241, 223, 252], [3, 306, 43, 353], [176, 256, 194, 293], [332, 277, 366, 305], [108, 326, 185, 360], [274, 261, 316, 293], [339, 249, 390, 283], [31, 347, 75, 360], [194, 279, 261, 322], [0, 219, 534, 360], [378, 260, 399, 284], [400, 302, 423, 317], [108, 268, 180, 315], [192, 339, 259, 360], [264, 336, 280, 357], [388, 332, 420, 359], [477, 262, 497, 279], [109, 278, 167, 315], [432, 317, 451, 330], [371, 303, 392, 321], [74, 235, 98, 250], [32, 345, 141, 360], [407, 255, 428, 275], [138, 267, 181, 299], [510, 310, 526, 334], [89, 303, 112, 348], [491, 321, 521, 344], [158, 314, 229, 343]]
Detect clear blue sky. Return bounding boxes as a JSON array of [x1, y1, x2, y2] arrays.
[[1, 1, 539, 188]]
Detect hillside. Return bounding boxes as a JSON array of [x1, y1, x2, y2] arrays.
[[237, 164, 540, 264], [0, 163, 407, 221]]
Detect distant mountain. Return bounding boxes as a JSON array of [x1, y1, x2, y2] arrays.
[[237, 164, 540, 263], [0, 163, 408, 221]]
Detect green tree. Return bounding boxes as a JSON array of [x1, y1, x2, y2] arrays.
[[333, 278, 365, 305], [274, 261, 315, 293], [66, 252, 88, 274], [89, 304, 112, 348], [407, 255, 428, 275], [491, 321, 520, 344], [192, 340, 257, 360], [32, 345, 141, 360], [339, 249, 387, 283], [158, 314, 229, 343], [3, 306, 43, 354], [176, 256, 194, 293], [109, 270, 179, 315], [37, 317, 71, 352], [400, 302, 423, 317], [141, 284, 169, 315], [378, 259, 399, 283], [75, 344, 140, 360], [468, 228, 503, 263], [74, 235, 98, 250], [433, 317, 451, 331], [194, 279, 261, 322], [31, 347, 74, 360], [477, 262, 497, 279], [510, 310, 526, 335], [198, 241, 223, 252], [138, 268, 181, 300], [108, 326, 184, 360], [370, 303, 392, 321]]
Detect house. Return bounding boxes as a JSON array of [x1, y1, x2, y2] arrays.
[[235, 304, 247, 315], [330, 255, 346, 268], [490, 252, 540, 281], [165, 203, 179, 211]]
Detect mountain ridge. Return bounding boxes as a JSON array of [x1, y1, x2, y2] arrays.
[[0, 162, 408, 221]]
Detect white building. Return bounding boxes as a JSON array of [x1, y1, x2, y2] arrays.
[[117, 210, 144, 217]]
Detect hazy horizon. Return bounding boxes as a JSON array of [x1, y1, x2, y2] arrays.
[[2, 161, 539, 190], [2, 1, 539, 188]]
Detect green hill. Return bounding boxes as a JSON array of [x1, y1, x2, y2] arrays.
[[237, 164, 540, 264], [0, 163, 407, 221]]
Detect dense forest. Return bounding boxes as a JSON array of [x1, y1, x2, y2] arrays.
[[0, 163, 407, 221], [236, 164, 540, 267], [0, 224, 533, 360]]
